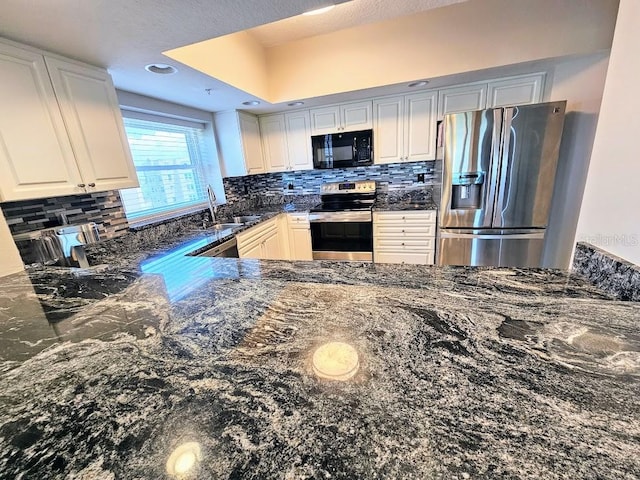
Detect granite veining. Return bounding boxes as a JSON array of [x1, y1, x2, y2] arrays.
[[1, 225, 639, 478], [372, 185, 437, 211], [573, 242, 640, 301]]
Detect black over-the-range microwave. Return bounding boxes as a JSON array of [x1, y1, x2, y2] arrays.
[[311, 129, 373, 169]]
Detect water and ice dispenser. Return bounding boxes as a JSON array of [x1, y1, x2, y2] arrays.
[[450, 171, 485, 209]]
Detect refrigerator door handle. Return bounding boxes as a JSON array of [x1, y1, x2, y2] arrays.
[[494, 107, 515, 226], [486, 108, 503, 227], [439, 231, 545, 240]]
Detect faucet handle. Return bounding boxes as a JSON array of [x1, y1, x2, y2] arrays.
[[207, 184, 217, 204]]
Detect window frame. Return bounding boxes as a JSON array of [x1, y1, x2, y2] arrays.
[[118, 109, 220, 227]]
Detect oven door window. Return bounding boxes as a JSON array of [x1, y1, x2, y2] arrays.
[[310, 222, 372, 252]]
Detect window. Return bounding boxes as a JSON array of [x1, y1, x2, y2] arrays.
[[120, 116, 219, 223]]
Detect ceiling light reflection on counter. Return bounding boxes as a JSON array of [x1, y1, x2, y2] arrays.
[[303, 5, 336, 15], [166, 442, 202, 477], [312, 341, 359, 381], [242, 100, 261, 106], [288, 101, 305, 107], [408, 80, 429, 88]]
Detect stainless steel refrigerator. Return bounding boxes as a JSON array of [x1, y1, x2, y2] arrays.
[[437, 101, 566, 267]]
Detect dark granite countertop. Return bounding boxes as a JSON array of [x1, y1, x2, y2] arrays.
[[373, 198, 439, 211], [373, 188, 438, 211], [1, 212, 639, 479]]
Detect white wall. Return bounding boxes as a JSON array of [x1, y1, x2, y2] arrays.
[[576, 0, 640, 265], [0, 210, 24, 277], [265, 0, 617, 102], [542, 53, 610, 268], [165, 0, 618, 104]]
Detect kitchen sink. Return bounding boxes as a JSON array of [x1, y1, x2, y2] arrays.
[[210, 222, 242, 231], [219, 215, 262, 224]]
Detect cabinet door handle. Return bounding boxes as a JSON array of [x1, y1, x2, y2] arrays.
[[88, 183, 96, 187], [401, 229, 405, 233], [77, 183, 86, 188]]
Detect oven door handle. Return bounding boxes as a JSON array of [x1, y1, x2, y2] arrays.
[[309, 212, 372, 223]]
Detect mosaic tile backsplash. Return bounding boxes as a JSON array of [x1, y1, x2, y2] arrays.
[[1, 191, 128, 239], [223, 160, 437, 203], [2, 160, 436, 261]]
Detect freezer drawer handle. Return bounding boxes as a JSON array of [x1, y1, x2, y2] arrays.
[[439, 232, 545, 240]]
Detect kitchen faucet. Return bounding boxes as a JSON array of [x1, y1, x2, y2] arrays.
[[207, 184, 218, 224]]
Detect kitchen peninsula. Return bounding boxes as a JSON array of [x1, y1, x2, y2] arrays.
[[0, 219, 638, 479]]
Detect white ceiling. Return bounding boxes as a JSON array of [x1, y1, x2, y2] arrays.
[[0, 0, 465, 113], [247, 0, 465, 47]]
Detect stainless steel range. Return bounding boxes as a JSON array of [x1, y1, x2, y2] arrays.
[[309, 180, 376, 261]]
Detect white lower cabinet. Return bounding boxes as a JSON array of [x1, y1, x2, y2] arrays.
[[0, 39, 138, 201], [373, 210, 437, 264], [287, 213, 313, 260], [236, 215, 285, 260]]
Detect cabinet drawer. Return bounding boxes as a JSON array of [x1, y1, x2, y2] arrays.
[[374, 251, 435, 265], [287, 213, 310, 228], [374, 210, 437, 225], [374, 237, 435, 251], [236, 218, 278, 250], [374, 224, 436, 237]]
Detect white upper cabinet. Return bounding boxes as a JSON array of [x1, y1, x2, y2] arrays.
[[310, 100, 372, 135], [373, 97, 404, 164], [438, 73, 545, 119], [45, 57, 138, 193], [239, 113, 265, 175], [284, 110, 313, 171], [259, 110, 312, 173], [260, 114, 288, 172], [404, 92, 437, 161], [215, 111, 266, 177], [0, 39, 137, 201], [438, 83, 487, 119], [373, 91, 437, 165], [487, 73, 545, 108]]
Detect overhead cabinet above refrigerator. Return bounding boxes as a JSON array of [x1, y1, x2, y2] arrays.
[[437, 101, 567, 268]]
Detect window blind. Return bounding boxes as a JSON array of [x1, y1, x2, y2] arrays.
[[120, 117, 209, 222]]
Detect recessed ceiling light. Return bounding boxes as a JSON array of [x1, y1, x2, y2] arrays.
[[288, 101, 305, 107], [145, 63, 178, 75], [303, 5, 335, 15], [242, 100, 261, 106], [408, 80, 429, 88]]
